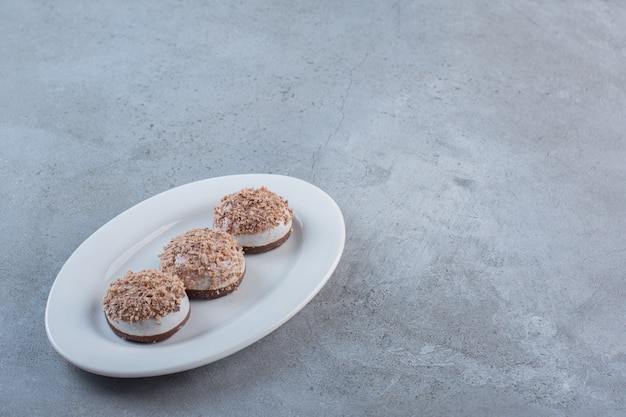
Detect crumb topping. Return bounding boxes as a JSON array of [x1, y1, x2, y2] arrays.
[[103, 269, 185, 323], [213, 186, 293, 235], [159, 228, 245, 288]]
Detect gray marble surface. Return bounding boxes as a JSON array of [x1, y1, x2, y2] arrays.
[[2, 0, 625, 415]]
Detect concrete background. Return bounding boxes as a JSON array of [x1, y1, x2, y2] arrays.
[[1, 0, 625, 415]]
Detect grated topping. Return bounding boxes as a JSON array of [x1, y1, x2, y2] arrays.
[[213, 186, 293, 235], [103, 269, 185, 323], [159, 228, 245, 288]]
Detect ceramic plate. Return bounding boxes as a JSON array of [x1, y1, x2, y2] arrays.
[[45, 174, 345, 377]]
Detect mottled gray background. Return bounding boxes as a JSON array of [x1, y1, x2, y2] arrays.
[[1, 0, 625, 416]]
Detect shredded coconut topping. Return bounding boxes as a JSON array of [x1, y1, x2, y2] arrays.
[[213, 186, 293, 235], [159, 228, 245, 289], [103, 269, 185, 323]]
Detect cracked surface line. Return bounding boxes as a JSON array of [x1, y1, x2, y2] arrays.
[[311, 52, 371, 180]]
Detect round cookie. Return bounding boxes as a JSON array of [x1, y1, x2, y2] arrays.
[[103, 269, 190, 343], [213, 186, 293, 254], [159, 228, 246, 299]]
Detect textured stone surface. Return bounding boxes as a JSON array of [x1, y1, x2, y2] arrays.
[[1, 0, 625, 415]]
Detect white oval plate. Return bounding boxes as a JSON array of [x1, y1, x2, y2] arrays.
[[45, 174, 345, 378]]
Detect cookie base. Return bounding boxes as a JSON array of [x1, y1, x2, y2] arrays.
[[242, 228, 292, 254], [105, 307, 191, 344], [185, 269, 245, 300]]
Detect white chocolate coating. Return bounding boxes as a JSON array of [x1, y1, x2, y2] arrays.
[[232, 219, 292, 248], [106, 295, 190, 337]]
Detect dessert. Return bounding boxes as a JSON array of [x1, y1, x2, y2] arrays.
[[103, 269, 190, 343], [213, 186, 293, 254], [159, 228, 246, 299]]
